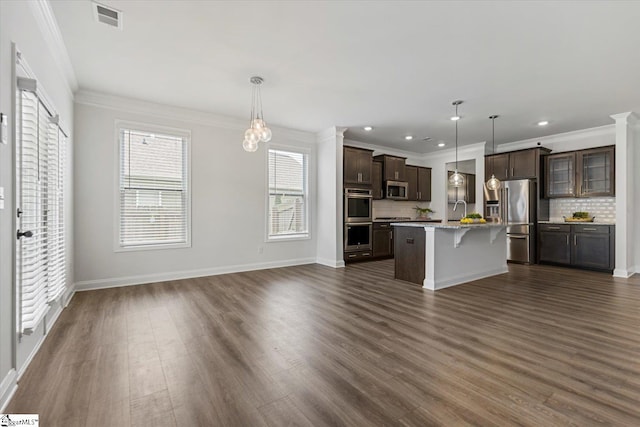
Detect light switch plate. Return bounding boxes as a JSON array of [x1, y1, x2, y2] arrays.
[[0, 113, 7, 145]]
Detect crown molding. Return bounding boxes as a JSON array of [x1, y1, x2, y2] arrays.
[[316, 126, 347, 144], [75, 90, 316, 143], [28, 0, 78, 95], [610, 111, 639, 126], [343, 138, 428, 160], [497, 124, 615, 152]]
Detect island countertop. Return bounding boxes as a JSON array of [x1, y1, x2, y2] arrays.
[[392, 221, 505, 229]]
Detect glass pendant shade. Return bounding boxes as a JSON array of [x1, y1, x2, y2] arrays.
[[486, 174, 501, 190], [243, 76, 271, 152], [449, 170, 465, 187]]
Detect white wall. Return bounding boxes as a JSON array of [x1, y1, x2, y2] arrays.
[[0, 0, 75, 409], [73, 93, 317, 289]]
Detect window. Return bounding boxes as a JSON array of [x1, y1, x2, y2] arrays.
[[267, 148, 309, 240], [117, 123, 190, 250], [16, 77, 67, 335]]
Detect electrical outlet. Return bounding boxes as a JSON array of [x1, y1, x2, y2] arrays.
[[258, 246, 264, 254]]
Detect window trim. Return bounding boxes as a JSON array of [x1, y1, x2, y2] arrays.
[[114, 120, 192, 252], [265, 143, 311, 243]]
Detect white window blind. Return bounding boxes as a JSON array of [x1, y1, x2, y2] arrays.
[[268, 148, 309, 239], [17, 86, 67, 335], [118, 127, 189, 249]]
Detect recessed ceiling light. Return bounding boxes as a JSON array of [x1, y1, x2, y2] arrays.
[[537, 120, 549, 126], [363, 126, 373, 131], [404, 135, 414, 141], [438, 142, 445, 147], [450, 116, 461, 121]]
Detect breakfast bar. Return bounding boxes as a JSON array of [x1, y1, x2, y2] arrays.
[[392, 222, 508, 291]]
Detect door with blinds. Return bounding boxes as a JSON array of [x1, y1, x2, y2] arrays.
[[16, 78, 67, 335]]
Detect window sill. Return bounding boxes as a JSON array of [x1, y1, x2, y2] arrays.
[[115, 241, 191, 253], [266, 234, 311, 243]]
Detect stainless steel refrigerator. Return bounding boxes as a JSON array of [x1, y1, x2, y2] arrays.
[[484, 179, 539, 264]]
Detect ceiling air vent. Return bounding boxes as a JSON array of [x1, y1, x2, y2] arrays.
[[93, 2, 122, 30]]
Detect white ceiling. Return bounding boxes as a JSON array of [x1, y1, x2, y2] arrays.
[[50, 0, 640, 153]]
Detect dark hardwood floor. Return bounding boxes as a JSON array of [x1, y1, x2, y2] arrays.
[[6, 260, 640, 426]]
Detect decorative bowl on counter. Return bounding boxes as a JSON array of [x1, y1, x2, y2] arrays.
[[564, 212, 595, 222]]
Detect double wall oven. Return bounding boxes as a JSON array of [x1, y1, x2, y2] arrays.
[[344, 188, 372, 252]]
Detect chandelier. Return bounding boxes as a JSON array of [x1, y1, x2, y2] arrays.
[[242, 76, 272, 152]]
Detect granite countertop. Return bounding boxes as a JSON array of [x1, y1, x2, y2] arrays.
[[392, 221, 506, 229], [374, 217, 443, 223], [539, 219, 615, 225]]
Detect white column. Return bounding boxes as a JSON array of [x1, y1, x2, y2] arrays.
[[610, 112, 638, 277], [315, 127, 347, 268]]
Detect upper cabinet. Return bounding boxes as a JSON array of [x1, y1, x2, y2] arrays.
[[372, 161, 383, 199], [344, 146, 373, 186], [545, 153, 576, 197], [374, 154, 407, 182], [485, 148, 550, 181], [544, 146, 614, 198], [577, 146, 615, 197], [406, 165, 432, 201]]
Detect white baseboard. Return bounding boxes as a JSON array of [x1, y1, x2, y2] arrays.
[[74, 257, 317, 291], [423, 266, 509, 291], [17, 329, 48, 382], [613, 268, 634, 278], [0, 369, 18, 413], [316, 257, 345, 268]]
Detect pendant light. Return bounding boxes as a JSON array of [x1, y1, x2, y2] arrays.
[[448, 100, 465, 187], [486, 115, 501, 190], [242, 76, 272, 152]]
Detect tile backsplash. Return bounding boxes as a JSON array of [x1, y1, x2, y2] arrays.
[[549, 197, 616, 223], [373, 200, 436, 219]]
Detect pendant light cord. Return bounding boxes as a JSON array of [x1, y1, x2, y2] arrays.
[[455, 103, 459, 169]]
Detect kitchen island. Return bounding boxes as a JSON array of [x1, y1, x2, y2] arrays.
[[392, 222, 507, 290]]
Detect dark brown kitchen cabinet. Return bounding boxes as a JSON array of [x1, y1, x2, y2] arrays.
[[576, 146, 615, 197], [374, 154, 406, 182], [545, 153, 576, 198], [538, 224, 571, 265], [538, 223, 614, 272], [372, 161, 383, 199], [372, 223, 393, 258], [485, 153, 509, 181], [406, 166, 432, 202], [344, 146, 373, 186], [544, 146, 615, 198], [486, 148, 549, 182], [465, 173, 475, 203]]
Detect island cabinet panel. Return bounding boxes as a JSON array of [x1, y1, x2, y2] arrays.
[[344, 146, 373, 186], [374, 154, 407, 182], [406, 166, 418, 201], [372, 161, 383, 199], [394, 226, 425, 285], [372, 223, 393, 258]]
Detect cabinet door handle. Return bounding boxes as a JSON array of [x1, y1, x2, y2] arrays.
[[566, 235, 569, 245], [357, 172, 362, 182], [395, 171, 399, 179], [574, 235, 577, 245], [380, 189, 383, 199], [418, 191, 421, 199], [511, 167, 514, 177], [583, 227, 597, 231], [505, 169, 508, 178], [548, 226, 560, 230]]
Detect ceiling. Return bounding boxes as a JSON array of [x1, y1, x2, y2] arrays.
[[50, 1, 640, 153]]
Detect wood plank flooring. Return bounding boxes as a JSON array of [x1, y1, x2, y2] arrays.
[[6, 260, 640, 426]]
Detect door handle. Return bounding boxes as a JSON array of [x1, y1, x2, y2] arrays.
[[509, 235, 527, 239], [17, 230, 33, 239]]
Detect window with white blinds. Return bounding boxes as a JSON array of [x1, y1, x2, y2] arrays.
[[267, 148, 309, 239], [16, 85, 67, 335], [117, 124, 190, 249]]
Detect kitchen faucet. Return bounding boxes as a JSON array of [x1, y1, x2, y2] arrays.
[[453, 199, 467, 219]]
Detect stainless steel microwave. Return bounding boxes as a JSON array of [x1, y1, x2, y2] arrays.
[[385, 180, 408, 200]]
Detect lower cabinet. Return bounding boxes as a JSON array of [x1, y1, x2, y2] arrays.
[[538, 223, 614, 272], [372, 223, 393, 258]]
